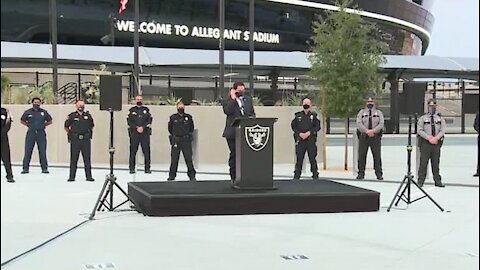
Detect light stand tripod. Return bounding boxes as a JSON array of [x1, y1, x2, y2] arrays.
[[89, 109, 137, 220], [387, 115, 444, 212]]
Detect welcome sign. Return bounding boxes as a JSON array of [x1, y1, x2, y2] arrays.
[[116, 20, 281, 44]]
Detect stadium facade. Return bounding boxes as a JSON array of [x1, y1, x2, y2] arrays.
[[1, 0, 434, 55]]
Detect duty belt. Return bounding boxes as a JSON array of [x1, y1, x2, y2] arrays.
[[72, 133, 89, 140]]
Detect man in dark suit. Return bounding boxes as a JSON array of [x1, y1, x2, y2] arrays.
[[222, 82, 256, 181]]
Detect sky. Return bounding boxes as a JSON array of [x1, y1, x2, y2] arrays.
[[426, 0, 479, 57]]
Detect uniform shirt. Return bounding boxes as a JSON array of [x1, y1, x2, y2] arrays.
[[64, 111, 94, 135], [291, 110, 321, 137], [356, 107, 384, 134], [417, 112, 446, 140], [1, 107, 12, 138], [20, 107, 52, 131], [127, 106, 152, 130], [168, 113, 194, 137]]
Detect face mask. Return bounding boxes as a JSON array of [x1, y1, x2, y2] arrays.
[[235, 91, 244, 98], [303, 104, 310, 109], [136, 101, 142, 106], [78, 107, 85, 112], [33, 104, 40, 109], [177, 108, 185, 114], [428, 107, 436, 115], [367, 104, 374, 109]]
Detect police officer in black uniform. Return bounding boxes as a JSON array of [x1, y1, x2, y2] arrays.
[[291, 98, 321, 180], [127, 95, 152, 174], [64, 100, 95, 182], [168, 100, 196, 181], [20, 97, 52, 174], [1, 107, 14, 182]]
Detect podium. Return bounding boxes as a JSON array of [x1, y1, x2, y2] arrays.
[[232, 117, 278, 190]]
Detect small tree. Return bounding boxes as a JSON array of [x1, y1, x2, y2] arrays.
[[309, 0, 388, 170]]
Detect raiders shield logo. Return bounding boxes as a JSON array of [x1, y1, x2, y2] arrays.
[[245, 124, 270, 152]]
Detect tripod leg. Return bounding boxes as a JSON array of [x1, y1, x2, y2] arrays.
[[113, 181, 140, 209], [394, 177, 410, 206], [89, 177, 110, 220], [387, 176, 408, 211], [410, 179, 445, 212], [98, 188, 111, 211], [108, 175, 114, 212]]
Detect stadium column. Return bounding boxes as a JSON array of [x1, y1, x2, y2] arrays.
[[219, 0, 225, 97], [388, 72, 400, 134], [461, 80, 465, 134], [134, 0, 140, 96], [50, 0, 58, 96], [249, 0, 255, 97]]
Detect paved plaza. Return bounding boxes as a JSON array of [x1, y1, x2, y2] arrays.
[[1, 135, 478, 270]]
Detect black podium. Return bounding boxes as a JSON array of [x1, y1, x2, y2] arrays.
[[232, 117, 278, 190]]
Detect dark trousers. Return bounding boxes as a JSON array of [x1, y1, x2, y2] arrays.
[[418, 140, 443, 184], [1, 136, 13, 178], [357, 135, 382, 177], [169, 137, 196, 178], [129, 132, 151, 171], [226, 138, 236, 180], [22, 130, 48, 171], [69, 138, 92, 179], [294, 138, 318, 177]]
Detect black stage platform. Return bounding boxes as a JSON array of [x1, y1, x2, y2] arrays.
[[128, 179, 380, 216]]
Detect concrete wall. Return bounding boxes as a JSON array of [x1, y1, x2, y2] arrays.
[[2, 105, 308, 165]]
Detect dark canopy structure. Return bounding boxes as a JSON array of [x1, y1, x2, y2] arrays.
[[2, 42, 478, 81]]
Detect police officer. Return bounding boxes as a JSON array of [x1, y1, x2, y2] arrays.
[[356, 97, 384, 180], [1, 107, 14, 182], [168, 101, 196, 181], [474, 111, 479, 177], [64, 100, 95, 182], [417, 99, 446, 187], [127, 95, 152, 174], [20, 97, 52, 174], [291, 98, 321, 180]]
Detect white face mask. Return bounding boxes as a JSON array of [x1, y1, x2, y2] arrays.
[[428, 107, 436, 115]]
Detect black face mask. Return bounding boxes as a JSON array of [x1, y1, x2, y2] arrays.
[[303, 104, 310, 109], [177, 108, 185, 114], [235, 91, 244, 98], [136, 101, 142, 106], [367, 104, 374, 109], [78, 107, 85, 112]]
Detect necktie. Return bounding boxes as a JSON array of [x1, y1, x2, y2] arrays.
[[430, 115, 436, 135], [368, 109, 373, 129], [240, 97, 245, 116]]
